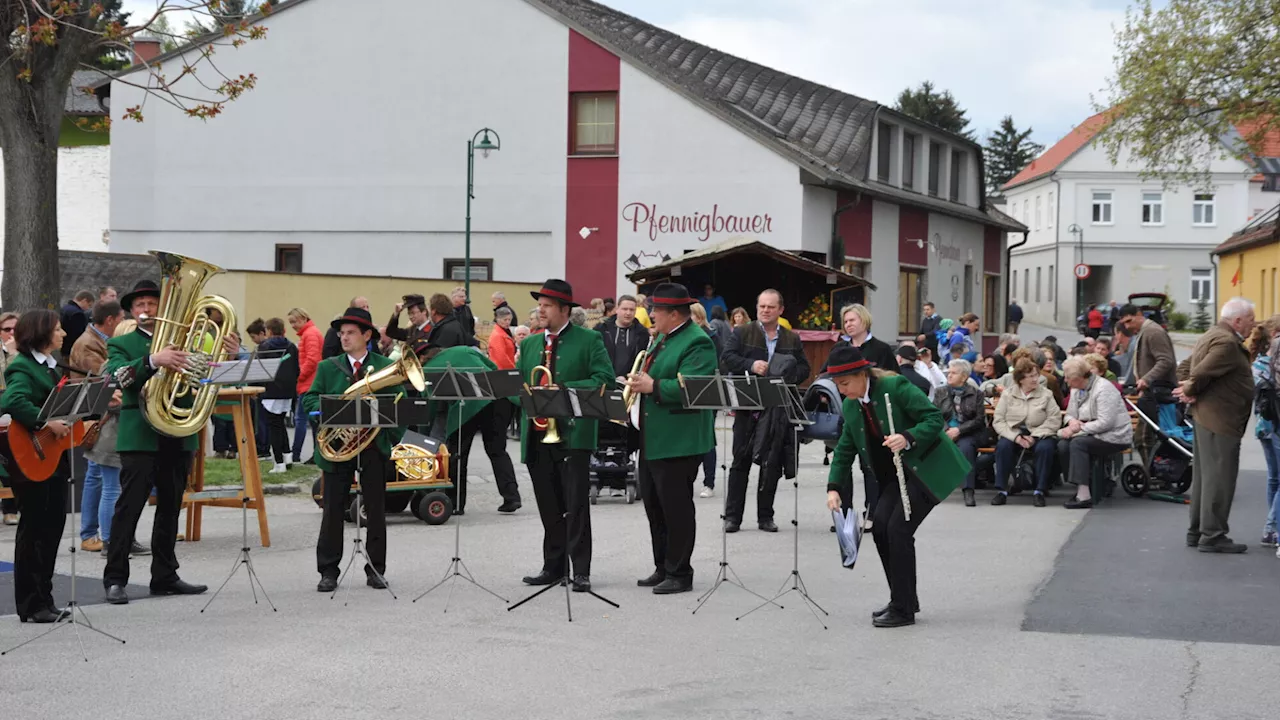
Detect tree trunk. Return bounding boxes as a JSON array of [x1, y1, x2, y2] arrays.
[[1, 124, 62, 310]]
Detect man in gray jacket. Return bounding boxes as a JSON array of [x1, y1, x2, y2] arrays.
[[1176, 298, 1256, 553]]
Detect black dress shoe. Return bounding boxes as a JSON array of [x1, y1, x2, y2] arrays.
[[453, 508, 465, 516], [571, 575, 591, 593], [1186, 533, 1200, 547], [963, 488, 976, 507], [724, 521, 740, 533], [637, 570, 666, 587], [758, 520, 779, 533], [1033, 493, 1046, 508], [366, 574, 389, 589], [497, 501, 522, 513], [316, 576, 338, 592], [47, 605, 70, 621], [522, 570, 564, 586], [871, 602, 920, 618], [130, 541, 151, 556], [105, 585, 129, 605], [1064, 497, 1093, 509], [873, 608, 916, 628], [20, 608, 61, 624], [1198, 537, 1248, 554], [990, 492, 1007, 506], [653, 577, 693, 595], [150, 579, 208, 596]]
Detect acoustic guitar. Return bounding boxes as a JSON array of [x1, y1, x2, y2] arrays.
[[7, 420, 100, 481]]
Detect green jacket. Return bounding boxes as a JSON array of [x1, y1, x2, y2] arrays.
[[423, 346, 500, 437], [639, 322, 717, 460], [0, 352, 62, 479], [302, 352, 408, 473], [104, 328, 201, 453], [515, 324, 614, 463], [827, 373, 968, 502]]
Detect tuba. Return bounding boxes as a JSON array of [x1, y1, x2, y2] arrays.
[[317, 344, 426, 463], [528, 365, 561, 444], [140, 251, 239, 438]]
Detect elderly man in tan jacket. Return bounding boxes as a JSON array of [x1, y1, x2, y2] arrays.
[[1176, 297, 1256, 553], [68, 300, 123, 377]]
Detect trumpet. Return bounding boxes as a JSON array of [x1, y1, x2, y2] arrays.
[[528, 364, 561, 444], [618, 337, 657, 428]]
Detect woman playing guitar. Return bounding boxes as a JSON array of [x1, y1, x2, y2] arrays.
[[1, 310, 72, 624]]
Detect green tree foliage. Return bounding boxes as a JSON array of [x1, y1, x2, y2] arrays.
[[1098, 0, 1280, 187], [894, 81, 974, 139], [984, 116, 1044, 195]]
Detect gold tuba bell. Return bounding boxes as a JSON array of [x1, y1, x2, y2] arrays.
[[528, 365, 561, 444], [140, 251, 240, 438], [316, 344, 426, 463]]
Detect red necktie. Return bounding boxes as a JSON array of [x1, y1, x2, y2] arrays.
[[353, 360, 363, 377]]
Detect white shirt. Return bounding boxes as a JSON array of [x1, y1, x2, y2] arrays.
[[348, 352, 369, 374], [544, 322, 570, 347], [31, 351, 56, 370]]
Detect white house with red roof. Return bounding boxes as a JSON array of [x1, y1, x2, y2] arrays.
[[1002, 111, 1280, 327]]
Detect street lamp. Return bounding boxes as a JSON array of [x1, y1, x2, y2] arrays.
[[465, 128, 501, 300], [1068, 223, 1084, 321]]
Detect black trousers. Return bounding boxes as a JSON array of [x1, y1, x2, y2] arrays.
[[446, 403, 520, 512], [104, 444, 192, 589], [639, 453, 700, 580], [526, 446, 592, 577], [725, 412, 782, 524], [11, 476, 68, 617], [869, 458, 938, 614], [212, 417, 236, 453], [266, 410, 289, 464], [317, 447, 389, 579]]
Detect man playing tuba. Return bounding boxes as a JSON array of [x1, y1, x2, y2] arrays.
[[516, 280, 613, 593], [305, 307, 411, 593], [103, 280, 239, 605]]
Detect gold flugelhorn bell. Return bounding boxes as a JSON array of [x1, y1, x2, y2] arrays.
[[317, 344, 426, 463], [527, 365, 561, 444], [140, 251, 239, 438], [616, 349, 647, 427]]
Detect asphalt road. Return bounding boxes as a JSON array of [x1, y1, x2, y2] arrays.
[[1, 426, 1275, 720]]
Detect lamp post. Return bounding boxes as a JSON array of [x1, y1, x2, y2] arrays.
[[465, 128, 501, 301], [1068, 223, 1084, 321]]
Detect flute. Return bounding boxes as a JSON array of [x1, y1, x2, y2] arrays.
[[884, 394, 912, 522]]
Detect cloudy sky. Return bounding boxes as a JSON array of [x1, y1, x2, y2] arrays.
[[119, 0, 1153, 147]]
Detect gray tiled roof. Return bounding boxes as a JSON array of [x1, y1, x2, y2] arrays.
[[67, 70, 109, 115], [525, 0, 1023, 231], [59, 250, 158, 304]]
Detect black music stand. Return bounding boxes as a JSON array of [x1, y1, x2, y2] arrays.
[[3, 375, 124, 660], [508, 387, 622, 622], [678, 373, 786, 616], [739, 383, 829, 628], [319, 394, 402, 605], [412, 365, 520, 611], [198, 351, 289, 615]]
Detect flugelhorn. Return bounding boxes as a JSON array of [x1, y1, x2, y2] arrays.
[[528, 365, 561, 444]]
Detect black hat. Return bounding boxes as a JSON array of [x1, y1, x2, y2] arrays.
[[822, 344, 875, 378], [120, 279, 161, 311], [330, 307, 381, 341], [649, 282, 697, 308], [530, 279, 578, 307], [896, 345, 918, 362], [402, 294, 426, 309]]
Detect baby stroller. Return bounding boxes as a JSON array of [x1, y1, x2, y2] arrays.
[[1119, 389, 1194, 497], [800, 378, 843, 452], [589, 420, 638, 504]]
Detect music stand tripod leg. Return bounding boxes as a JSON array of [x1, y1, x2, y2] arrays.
[[508, 506, 618, 621], [332, 461, 396, 605], [2, 455, 126, 659], [202, 496, 277, 613]]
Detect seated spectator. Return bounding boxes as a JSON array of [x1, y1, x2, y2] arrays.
[[988, 353, 1009, 381], [1057, 356, 1134, 509], [1083, 352, 1121, 389], [991, 358, 1062, 507], [971, 355, 989, 385], [915, 346, 947, 396], [934, 359, 986, 507]]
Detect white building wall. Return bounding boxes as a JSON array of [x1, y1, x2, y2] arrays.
[[799, 186, 837, 257], [109, 0, 568, 282], [0, 146, 110, 258], [615, 64, 803, 294], [926, 212, 987, 323], [867, 200, 900, 335]]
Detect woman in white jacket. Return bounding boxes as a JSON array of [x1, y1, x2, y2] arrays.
[[1057, 356, 1133, 509]]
